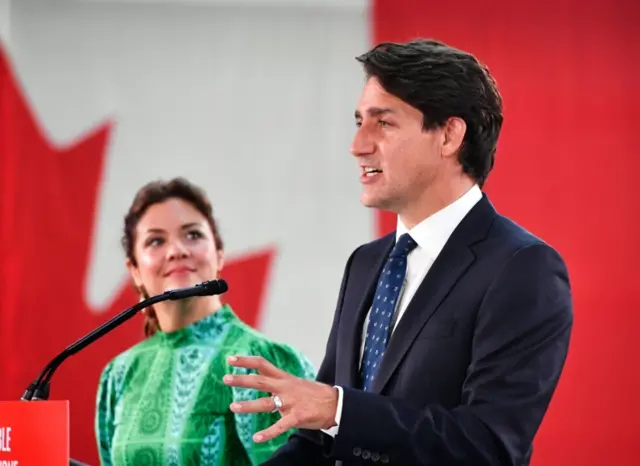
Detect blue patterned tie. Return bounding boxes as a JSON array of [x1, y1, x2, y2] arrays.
[[361, 233, 418, 391]]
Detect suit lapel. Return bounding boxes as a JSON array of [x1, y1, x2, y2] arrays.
[[372, 195, 496, 393]]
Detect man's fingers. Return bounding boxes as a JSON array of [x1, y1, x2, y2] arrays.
[[223, 373, 275, 392], [227, 355, 286, 378], [230, 396, 277, 414], [253, 415, 298, 443]]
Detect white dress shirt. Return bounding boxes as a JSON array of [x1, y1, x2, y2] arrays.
[[323, 184, 482, 437]]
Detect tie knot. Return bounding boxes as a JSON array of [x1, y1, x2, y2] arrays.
[[390, 233, 417, 258]]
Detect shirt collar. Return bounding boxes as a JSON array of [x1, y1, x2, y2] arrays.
[[396, 185, 482, 260]]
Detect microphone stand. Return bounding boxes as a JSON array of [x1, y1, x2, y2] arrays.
[[21, 279, 227, 401]]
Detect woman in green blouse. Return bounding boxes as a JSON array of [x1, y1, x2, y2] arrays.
[[95, 177, 316, 465]]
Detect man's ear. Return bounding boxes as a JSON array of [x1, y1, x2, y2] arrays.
[[441, 116, 467, 159]]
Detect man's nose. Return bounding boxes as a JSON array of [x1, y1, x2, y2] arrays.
[[350, 127, 375, 157]]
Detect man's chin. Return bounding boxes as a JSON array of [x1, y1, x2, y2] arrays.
[[360, 192, 388, 210]]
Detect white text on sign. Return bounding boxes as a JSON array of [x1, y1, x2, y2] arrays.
[[0, 427, 11, 452]]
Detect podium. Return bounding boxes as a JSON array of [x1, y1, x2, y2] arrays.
[[0, 400, 69, 465]]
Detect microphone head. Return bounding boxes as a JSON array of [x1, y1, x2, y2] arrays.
[[164, 279, 229, 300], [201, 279, 228, 296]]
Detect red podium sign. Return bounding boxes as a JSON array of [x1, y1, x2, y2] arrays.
[[0, 400, 69, 465]]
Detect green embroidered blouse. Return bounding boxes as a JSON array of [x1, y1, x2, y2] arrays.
[[95, 305, 316, 465]]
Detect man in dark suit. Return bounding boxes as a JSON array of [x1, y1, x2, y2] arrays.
[[223, 38, 573, 465]]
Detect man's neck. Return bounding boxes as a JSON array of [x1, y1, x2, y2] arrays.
[[399, 177, 477, 230]]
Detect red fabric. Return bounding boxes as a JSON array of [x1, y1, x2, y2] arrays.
[[0, 45, 273, 464], [372, 1, 639, 464]]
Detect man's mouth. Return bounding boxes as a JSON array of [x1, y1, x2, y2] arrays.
[[362, 166, 383, 177]]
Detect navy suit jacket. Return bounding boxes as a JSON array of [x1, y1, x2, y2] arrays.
[[263, 195, 573, 466]]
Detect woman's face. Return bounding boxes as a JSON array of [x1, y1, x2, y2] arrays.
[[127, 197, 223, 297]]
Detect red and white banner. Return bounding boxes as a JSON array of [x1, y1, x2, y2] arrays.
[[1, 0, 637, 464], [373, 1, 638, 465]]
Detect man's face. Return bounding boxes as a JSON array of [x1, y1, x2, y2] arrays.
[[351, 77, 446, 217]]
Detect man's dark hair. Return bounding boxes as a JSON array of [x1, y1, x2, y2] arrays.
[[356, 39, 503, 187]]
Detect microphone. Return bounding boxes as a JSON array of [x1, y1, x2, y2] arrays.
[[21, 279, 228, 401]]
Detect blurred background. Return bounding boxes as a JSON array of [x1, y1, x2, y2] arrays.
[[0, 0, 637, 464]]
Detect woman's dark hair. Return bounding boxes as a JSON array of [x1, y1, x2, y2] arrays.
[[122, 177, 224, 337], [356, 38, 504, 187]]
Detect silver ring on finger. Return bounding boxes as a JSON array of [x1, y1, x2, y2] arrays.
[[271, 395, 283, 413]]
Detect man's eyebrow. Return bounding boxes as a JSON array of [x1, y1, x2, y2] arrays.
[[355, 107, 395, 119]]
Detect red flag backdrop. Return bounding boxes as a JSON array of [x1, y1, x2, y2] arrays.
[[373, 0, 639, 464], [0, 44, 274, 463], [0, 1, 637, 464]]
